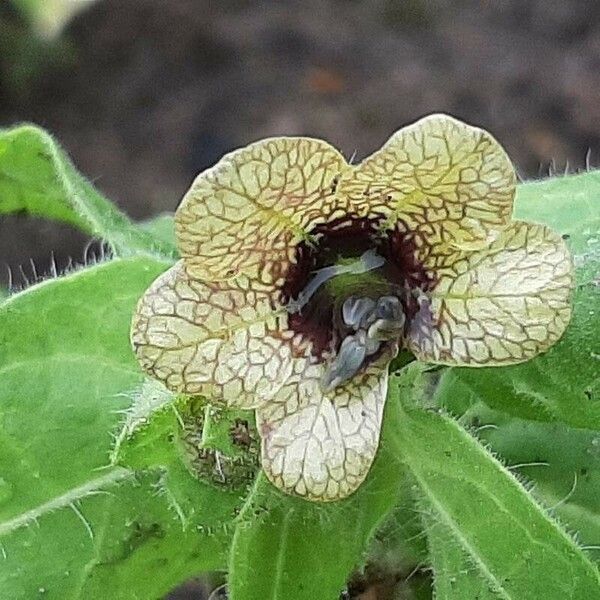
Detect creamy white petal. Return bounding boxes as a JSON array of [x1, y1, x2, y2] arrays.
[[131, 260, 299, 408], [256, 356, 390, 501], [407, 222, 573, 365]]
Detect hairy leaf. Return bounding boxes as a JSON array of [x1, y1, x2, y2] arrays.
[[0, 124, 177, 258], [392, 365, 600, 600], [515, 171, 600, 254], [0, 258, 237, 599], [139, 213, 177, 249], [424, 514, 500, 600], [460, 405, 600, 563], [112, 389, 256, 535]]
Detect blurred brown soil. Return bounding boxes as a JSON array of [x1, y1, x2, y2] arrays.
[[1, 0, 599, 286]]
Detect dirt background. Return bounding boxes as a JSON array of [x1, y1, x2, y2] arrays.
[[1, 0, 599, 596], [1, 0, 600, 289]]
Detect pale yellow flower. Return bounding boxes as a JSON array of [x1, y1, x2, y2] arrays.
[[131, 114, 572, 502]]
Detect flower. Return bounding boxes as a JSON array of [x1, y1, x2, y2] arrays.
[[131, 114, 573, 502]]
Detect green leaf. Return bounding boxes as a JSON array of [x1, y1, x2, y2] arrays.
[[111, 381, 180, 471], [360, 473, 432, 600], [227, 392, 406, 600], [514, 171, 600, 254], [424, 514, 499, 600], [9, 0, 95, 38], [460, 405, 600, 563], [0, 258, 236, 599], [139, 213, 177, 250], [0, 124, 178, 258], [391, 365, 600, 600], [364, 471, 429, 575], [1, 470, 231, 600], [435, 171, 600, 429]]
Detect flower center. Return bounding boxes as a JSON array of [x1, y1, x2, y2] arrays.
[[321, 294, 406, 390], [285, 249, 385, 315], [280, 216, 435, 381]]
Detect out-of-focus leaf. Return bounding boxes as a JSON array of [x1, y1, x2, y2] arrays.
[[360, 472, 432, 600], [139, 213, 177, 250], [364, 471, 428, 575], [10, 0, 97, 39], [0, 124, 177, 258]]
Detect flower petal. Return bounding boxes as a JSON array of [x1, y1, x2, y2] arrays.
[[131, 260, 299, 408], [343, 114, 516, 251], [175, 137, 349, 288], [407, 222, 573, 365], [256, 356, 390, 501]]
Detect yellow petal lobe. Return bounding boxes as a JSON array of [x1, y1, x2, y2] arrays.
[[131, 260, 299, 408], [175, 137, 349, 289], [407, 222, 573, 365], [342, 114, 516, 253]]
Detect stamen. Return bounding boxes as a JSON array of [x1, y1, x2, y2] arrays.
[[376, 296, 402, 320], [321, 333, 368, 391], [342, 296, 376, 329], [322, 294, 406, 392], [286, 265, 339, 314], [367, 317, 405, 341], [368, 296, 406, 341]]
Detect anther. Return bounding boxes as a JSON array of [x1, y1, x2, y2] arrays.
[[376, 296, 402, 320], [321, 333, 368, 391], [322, 294, 406, 392], [367, 316, 405, 342], [342, 296, 376, 329]]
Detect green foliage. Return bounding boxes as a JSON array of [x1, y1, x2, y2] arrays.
[[0, 125, 599, 599], [227, 394, 406, 600], [139, 213, 177, 249], [426, 171, 600, 597], [514, 171, 600, 254], [0, 259, 240, 599], [9, 0, 98, 39], [461, 406, 600, 564], [424, 516, 498, 600], [0, 124, 177, 258], [391, 365, 600, 599]]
